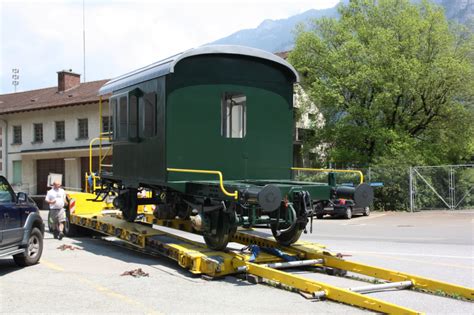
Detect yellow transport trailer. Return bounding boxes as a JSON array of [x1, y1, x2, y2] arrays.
[[66, 191, 473, 315]]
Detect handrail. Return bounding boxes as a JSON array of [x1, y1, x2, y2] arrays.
[[99, 96, 103, 173], [291, 167, 364, 184], [167, 168, 238, 199], [84, 172, 102, 193], [89, 137, 111, 174]]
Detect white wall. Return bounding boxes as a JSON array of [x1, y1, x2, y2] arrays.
[[6, 103, 110, 154], [0, 119, 6, 177], [4, 102, 111, 194]]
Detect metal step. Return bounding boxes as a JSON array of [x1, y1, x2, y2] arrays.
[[0, 246, 24, 257]]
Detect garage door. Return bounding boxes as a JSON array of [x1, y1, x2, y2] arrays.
[[36, 159, 65, 194]]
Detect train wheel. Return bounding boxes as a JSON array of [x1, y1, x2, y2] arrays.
[[271, 224, 304, 246], [270, 205, 304, 246], [203, 211, 232, 251]]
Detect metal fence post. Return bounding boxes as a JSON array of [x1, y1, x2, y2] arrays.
[[409, 167, 413, 212], [449, 166, 456, 210]]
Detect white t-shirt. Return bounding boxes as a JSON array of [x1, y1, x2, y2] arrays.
[[46, 187, 66, 210]]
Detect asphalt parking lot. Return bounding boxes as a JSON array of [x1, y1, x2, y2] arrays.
[[1, 210, 473, 314]]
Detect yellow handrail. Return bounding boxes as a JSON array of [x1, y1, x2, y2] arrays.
[[84, 172, 101, 193], [99, 96, 103, 172], [291, 167, 364, 184], [167, 168, 238, 200], [89, 137, 111, 174]]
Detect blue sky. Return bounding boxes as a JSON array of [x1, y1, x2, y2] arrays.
[[0, 0, 339, 93]]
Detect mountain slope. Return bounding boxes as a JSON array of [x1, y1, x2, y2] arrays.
[[210, 0, 472, 53], [210, 7, 338, 53]]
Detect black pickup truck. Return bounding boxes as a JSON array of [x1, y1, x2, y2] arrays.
[[0, 176, 44, 266]]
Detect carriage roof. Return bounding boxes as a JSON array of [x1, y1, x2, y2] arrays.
[[98, 45, 299, 95]]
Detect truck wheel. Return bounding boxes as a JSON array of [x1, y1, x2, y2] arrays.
[[344, 207, 352, 220], [63, 209, 78, 237], [13, 227, 43, 267]]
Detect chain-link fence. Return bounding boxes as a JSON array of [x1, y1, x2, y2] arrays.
[[408, 165, 474, 211]]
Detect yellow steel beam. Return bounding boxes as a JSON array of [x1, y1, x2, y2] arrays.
[[230, 228, 473, 301], [291, 167, 364, 184], [146, 219, 473, 300], [167, 167, 238, 199], [233, 260, 420, 314], [320, 255, 474, 300]]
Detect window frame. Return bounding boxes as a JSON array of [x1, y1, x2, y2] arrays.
[[77, 118, 89, 140], [0, 176, 15, 203], [32, 123, 43, 143], [221, 92, 247, 139], [139, 91, 157, 139], [112, 89, 157, 142], [128, 88, 142, 141], [102, 116, 113, 134], [112, 92, 129, 141], [12, 125, 22, 145], [54, 120, 65, 142]]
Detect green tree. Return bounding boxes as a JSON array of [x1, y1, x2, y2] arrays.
[[290, 0, 474, 167]]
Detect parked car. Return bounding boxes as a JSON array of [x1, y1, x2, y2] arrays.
[[0, 176, 44, 266], [315, 199, 370, 219]]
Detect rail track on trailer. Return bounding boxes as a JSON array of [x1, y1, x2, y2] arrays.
[[66, 192, 473, 315]]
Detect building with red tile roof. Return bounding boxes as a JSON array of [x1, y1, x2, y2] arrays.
[[0, 70, 112, 194]]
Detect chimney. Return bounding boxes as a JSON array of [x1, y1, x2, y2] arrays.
[[57, 69, 81, 92]]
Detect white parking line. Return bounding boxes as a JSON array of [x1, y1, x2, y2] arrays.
[[340, 213, 386, 225]]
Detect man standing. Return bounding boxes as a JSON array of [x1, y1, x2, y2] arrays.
[[45, 180, 67, 240]]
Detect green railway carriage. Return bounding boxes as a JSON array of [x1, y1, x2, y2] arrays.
[[98, 45, 373, 250]]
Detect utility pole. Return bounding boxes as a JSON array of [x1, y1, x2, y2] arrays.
[[83, 0, 86, 82], [12, 68, 19, 93]]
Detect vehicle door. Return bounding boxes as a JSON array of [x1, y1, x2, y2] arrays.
[[0, 177, 23, 246], [0, 196, 3, 245]]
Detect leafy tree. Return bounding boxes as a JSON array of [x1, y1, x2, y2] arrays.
[[290, 0, 474, 167]]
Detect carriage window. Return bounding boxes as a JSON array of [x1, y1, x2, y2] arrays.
[[110, 97, 117, 138], [139, 92, 156, 138], [221, 93, 246, 138], [118, 95, 128, 140], [113, 89, 154, 141], [129, 94, 138, 139]]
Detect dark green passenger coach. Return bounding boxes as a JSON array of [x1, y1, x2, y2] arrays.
[[98, 45, 373, 250], [100, 45, 297, 184]]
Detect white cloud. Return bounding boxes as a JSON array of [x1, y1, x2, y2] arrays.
[[0, 0, 339, 93]]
